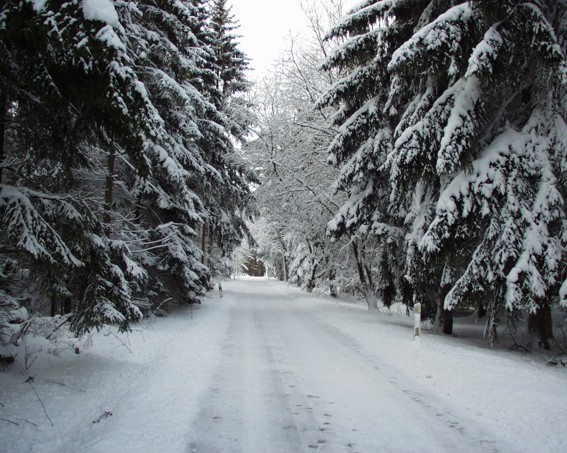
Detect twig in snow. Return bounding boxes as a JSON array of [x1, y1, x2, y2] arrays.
[[92, 410, 113, 424], [28, 380, 53, 427], [23, 346, 38, 370], [507, 331, 531, 353], [0, 416, 19, 426], [104, 331, 133, 354], [15, 417, 38, 427], [15, 358, 54, 426], [508, 343, 531, 353], [42, 378, 86, 393], [14, 358, 33, 381]]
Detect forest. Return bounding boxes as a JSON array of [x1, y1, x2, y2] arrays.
[[0, 0, 566, 351]]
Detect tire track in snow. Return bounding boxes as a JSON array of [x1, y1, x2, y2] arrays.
[[312, 318, 501, 453], [187, 295, 323, 452]]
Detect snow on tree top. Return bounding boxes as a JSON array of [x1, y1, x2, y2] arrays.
[[27, 0, 48, 13], [82, 0, 119, 27]]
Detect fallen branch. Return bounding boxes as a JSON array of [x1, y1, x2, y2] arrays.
[[14, 317, 36, 345], [507, 343, 531, 353]]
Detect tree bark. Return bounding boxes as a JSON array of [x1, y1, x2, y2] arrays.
[[50, 295, 57, 318], [306, 262, 318, 292], [305, 242, 317, 292], [351, 242, 366, 288], [279, 237, 288, 282]]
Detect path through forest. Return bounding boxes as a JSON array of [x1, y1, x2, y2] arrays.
[[187, 279, 504, 452]]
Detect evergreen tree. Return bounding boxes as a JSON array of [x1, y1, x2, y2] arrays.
[[118, 0, 220, 301], [321, 0, 566, 339], [318, 0, 422, 311], [209, 0, 250, 103], [0, 0, 256, 335], [196, 0, 256, 279], [0, 0, 169, 333]]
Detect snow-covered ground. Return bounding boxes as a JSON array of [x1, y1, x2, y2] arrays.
[[1, 277, 566, 452]]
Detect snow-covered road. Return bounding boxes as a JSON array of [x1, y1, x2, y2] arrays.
[[2, 277, 566, 452], [187, 278, 501, 453]]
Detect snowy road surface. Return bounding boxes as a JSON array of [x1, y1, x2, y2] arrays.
[[187, 279, 497, 453], [1, 277, 566, 452]]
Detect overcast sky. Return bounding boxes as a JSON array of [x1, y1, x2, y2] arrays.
[[229, 0, 358, 77]]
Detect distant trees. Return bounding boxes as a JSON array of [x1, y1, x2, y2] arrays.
[[0, 0, 254, 336], [246, 0, 380, 299]]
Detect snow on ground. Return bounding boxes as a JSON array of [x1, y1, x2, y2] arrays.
[[1, 277, 566, 452]]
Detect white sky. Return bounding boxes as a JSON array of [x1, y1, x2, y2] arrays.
[[229, 0, 359, 77]]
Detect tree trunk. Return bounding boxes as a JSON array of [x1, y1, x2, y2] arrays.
[[442, 310, 453, 335], [50, 295, 57, 317], [439, 285, 453, 335], [103, 146, 115, 224], [352, 242, 378, 310], [201, 221, 207, 265], [305, 242, 317, 292], [62, 297, 72, 315], [279, 237, 288, 282], [207, 220, 214, 258], [0, 90, 7, 184], [528, 305, 553, 350], [363, 284, 379, 311], [306, 262, 318, 292]]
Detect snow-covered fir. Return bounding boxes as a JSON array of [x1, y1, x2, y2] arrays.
[[319, 0, 566, 341]]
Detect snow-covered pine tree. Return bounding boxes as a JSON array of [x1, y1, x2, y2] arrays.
[[321, 0, 567, 340], [195, 0, 256, 279], [116, 0, 218, 301], [209, 0, 250, 104], [318, 1, 423, 312], [0, 0, 171, 332], [120, 0, 255, 292]]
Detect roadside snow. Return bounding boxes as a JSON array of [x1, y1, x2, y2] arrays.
[[1, 277, 566, 452]]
